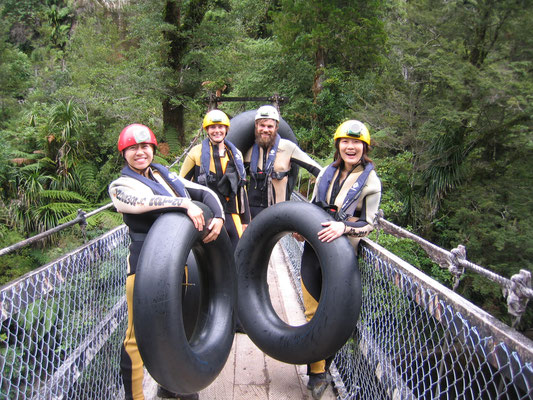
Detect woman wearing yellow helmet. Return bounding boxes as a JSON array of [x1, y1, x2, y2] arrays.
[[300, 119, 381, 399], [180, 110, 251, 251]]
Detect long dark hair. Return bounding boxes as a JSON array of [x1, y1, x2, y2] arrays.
[[331, 139, 373, 169]]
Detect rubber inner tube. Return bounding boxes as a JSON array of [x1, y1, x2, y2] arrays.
[[133, 202, 236, 394], [227, 109, 300, 195], [227, 109, 297, 153], [235, 201, 362, 365]]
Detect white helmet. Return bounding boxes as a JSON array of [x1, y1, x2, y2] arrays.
[[255, 105, 280, 122]]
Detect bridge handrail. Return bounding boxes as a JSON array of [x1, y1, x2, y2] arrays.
[[374, 210, 532, 327], [3, 185, 531, 327], [0, 203, 115, 257]]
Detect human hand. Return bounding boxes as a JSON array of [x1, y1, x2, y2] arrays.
[[186, 201, 205, 231], [203, 217, 224, 243], [317, 221, 345, 243], [241, 224, 248, 232]]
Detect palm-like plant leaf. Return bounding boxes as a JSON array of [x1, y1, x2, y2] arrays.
[[71, 163, 99, 200], [422, 131, 466, 216], [39, 190, 88, 203]]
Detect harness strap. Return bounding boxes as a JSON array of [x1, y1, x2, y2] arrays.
[[250, 134, 280, 179], [121, 163, 187, 197], [316, 162, 374, 220]]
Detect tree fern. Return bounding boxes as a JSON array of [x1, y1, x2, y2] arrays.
[[39, 190, 88, 203], [36, 202, 86, 232], [46, 100, 83, 177], [83, 211, 124, 229], [8, 149, 42, 161], [164, 134, 182, 154], [422, 131, 466, 218], [71, 162, 99, 200]]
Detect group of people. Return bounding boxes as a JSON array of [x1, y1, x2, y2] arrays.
[[108, 105, 382, 400]]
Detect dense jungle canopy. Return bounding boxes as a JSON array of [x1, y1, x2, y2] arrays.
[[0, 0, 532, 330]]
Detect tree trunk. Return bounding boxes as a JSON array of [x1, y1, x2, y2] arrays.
[[312, 46, 326, 103], [161, 0, 209, 146]]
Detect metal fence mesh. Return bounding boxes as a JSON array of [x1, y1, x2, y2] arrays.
[[0, 226, 128, 400], [1, 224, 532, 399], [280, 235, 533, 400]]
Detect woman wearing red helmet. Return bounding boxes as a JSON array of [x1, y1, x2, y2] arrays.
[[109, 124, 224, 400]]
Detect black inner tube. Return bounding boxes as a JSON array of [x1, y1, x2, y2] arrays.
[[227, 109, 300, 195], [235, 201, 362, 365], [133, 203, 236, 394]]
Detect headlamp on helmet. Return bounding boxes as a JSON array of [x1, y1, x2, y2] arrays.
[[333, 120, 371, 146]]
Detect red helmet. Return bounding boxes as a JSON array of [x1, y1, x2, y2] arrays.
[[117, 124, 158, 152]]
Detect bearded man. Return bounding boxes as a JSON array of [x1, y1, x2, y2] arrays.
[[244, 105, 322, 218]]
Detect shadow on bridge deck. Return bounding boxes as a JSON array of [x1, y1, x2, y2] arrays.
[[142, 244, 337, 400]]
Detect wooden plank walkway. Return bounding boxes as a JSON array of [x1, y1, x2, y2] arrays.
[[143, 243, 337, 400]]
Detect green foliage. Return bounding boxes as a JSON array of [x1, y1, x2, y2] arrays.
[[0, 225, 36, 285], [374, 152, 413, 225], [229, 0, 275, 38], [0, 22, 32, 126], [370, 230, 453, 288], [42, 2, 73, 50], [0, 0, 531, 331], [273, 0, 387, 72], [84, 211, 124, 232]]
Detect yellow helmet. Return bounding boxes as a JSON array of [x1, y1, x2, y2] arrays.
[[203, 109, 230, 130], [333, 120, 370, 145]]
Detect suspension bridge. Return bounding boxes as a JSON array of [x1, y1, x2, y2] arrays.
[[0, 191, 531, 399]]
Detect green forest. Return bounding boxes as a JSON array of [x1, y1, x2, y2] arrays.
[[0, 0, 531, 330]]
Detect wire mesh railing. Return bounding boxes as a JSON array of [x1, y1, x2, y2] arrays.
[[280, 234, 533, 400], [0, 226, 128, 400]]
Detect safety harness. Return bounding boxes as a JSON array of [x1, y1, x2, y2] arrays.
[[121, 163, 188, 198], [197, 138, 248, 214], [315, 162, 374, 221], [249, 134, 292, 206], [198, 137, 246, 186], [250, 134, 288, 180]]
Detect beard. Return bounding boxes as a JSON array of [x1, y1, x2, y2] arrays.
[[254, 131, 277, 149]]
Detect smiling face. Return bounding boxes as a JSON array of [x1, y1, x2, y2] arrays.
[[206, 124, 228, 145], [254, 119, 278, 148], [123, 143, 154, 174], [338, 138, 364, 169]]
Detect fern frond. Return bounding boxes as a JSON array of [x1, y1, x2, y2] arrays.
[[85, 211, 124, 228], [72, 162, 99, 198], [9, 150, 40, 159], [153, 154, 169, 165], [40, 190, 88, 203], [165, 134, 182, 154], [38, 202, 84, 215], [35, 203, 83, 232], [19, 163, 45, 174]]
